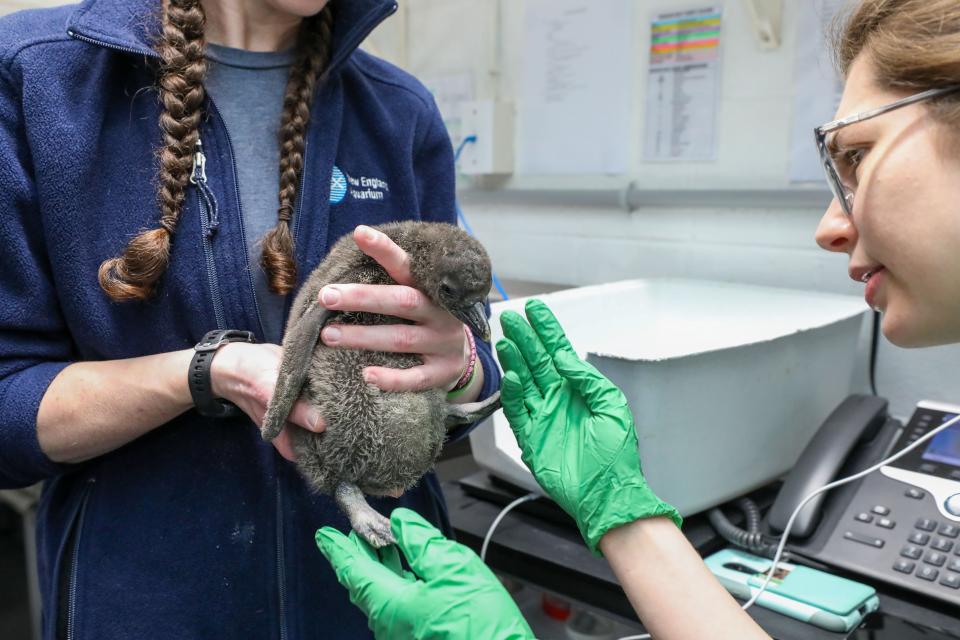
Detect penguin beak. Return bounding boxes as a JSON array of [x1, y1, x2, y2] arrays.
[[454, 302, 490, 341]]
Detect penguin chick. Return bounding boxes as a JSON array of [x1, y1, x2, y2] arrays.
[[261, 221, 501, 547]]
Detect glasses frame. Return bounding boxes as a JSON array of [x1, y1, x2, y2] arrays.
[[814, 86, 960, 216]]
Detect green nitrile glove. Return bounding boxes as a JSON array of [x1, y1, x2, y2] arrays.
[[497, 299, 682, 554], [315, 508, 535, 640]]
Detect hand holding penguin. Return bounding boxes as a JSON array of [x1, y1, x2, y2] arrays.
[[317, 224, 478, 394]]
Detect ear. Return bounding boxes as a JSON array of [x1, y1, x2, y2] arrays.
[[261, 300, 332, 441]]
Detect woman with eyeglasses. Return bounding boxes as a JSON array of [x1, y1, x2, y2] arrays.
[[315, 1, 960, 638]]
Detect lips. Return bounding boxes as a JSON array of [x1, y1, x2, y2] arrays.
[[863, 267, 886, 310], [850, 265, 884, 283]]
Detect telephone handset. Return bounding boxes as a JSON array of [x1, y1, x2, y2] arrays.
[[765, 395, 960, 607], [767, 395, 891, 539]]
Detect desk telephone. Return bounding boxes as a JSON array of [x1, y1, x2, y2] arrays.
[[766, 394, 960, 607]]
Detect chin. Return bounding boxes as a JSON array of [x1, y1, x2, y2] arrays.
[[266, 0, 330, 17], [881, 307, 959, 348]]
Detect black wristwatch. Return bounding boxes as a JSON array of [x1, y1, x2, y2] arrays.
[[188, 329, 257, 418]]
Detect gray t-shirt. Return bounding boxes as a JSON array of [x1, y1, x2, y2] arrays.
[[204, 43, 296, 344]]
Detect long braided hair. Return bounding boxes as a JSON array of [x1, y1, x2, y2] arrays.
[[98, 0, 334, 301]]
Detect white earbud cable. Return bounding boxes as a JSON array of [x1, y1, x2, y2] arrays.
[[481, 492, 540, 563]]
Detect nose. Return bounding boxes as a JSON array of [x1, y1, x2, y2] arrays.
[[815, 198, 858, 253]]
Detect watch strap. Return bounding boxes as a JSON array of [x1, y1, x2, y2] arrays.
[[189, 330, 256, 418]]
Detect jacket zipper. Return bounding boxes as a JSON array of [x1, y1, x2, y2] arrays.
[[66, 29, 159, 58], [66, 479, 94, 640], [191, 137, 227, 330], [275, 479, 288, 640], [205, 100, 267, 339]]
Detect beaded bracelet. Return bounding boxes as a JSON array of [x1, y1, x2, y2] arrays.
[[447, 325, 477, 398]]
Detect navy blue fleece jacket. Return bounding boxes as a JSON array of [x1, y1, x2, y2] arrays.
[[0, 0, 499, 637]]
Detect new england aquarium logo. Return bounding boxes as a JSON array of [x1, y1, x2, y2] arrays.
[[329, 165, 391, 205], [329, 166, 348, 204]]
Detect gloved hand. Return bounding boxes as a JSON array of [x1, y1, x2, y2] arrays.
[[315, 508, 535, 640], [497, 299, 682, 554]]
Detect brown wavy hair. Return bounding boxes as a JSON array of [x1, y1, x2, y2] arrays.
[[99, 0, 334, 301], [834, 0, 960, 126]]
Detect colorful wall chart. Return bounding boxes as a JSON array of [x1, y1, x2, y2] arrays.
[[650, 9, 721, 65], [643, 6, 723, 162]]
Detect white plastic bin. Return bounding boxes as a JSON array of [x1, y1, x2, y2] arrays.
[[470, 279, 868, 516]]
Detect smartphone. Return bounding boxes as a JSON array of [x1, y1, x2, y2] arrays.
[[704, 548, 880, 633]]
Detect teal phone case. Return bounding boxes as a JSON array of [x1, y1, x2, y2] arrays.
[[746, 563, 875, 616], [706, 548, 879, 633]]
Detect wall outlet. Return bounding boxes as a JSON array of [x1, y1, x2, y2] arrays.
[[458, 100, 514, 175]]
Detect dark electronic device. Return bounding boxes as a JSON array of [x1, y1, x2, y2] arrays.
[[767, 394, 960, 607]]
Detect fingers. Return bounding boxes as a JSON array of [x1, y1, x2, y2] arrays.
[[315, 527, 403, 612], [319, 284, 433, 323], [343, 531, 413, 582], [321, 323, 451, 355], [495, 339, 541, 409], [352, 532, 409, 578], [361, 364, 451, 393], [524, 300, 575, 356], [353, 225, 413, 286], [286, 398, 326, 433], [500, 311, 562, 394], [500, 372, 533, 440], [390, 508, 477, 582], [271, 427, 298, 462], [553, 350, 629, 414]]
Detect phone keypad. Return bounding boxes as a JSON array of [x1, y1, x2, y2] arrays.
[[933, 539, 954, 553], [894, 559, 916, 574], [916, 518, 938, 531], [909, 532, 931, 545], [880, 514, 960, 589], [941, 574, 960, 589], [918, 566, 940, 582], [846, 498, 960, 592], [901, 545, 923, 560]]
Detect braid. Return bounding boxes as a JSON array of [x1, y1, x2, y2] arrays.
[[261, 6, 334, 295], [99, 0, 207, 301]]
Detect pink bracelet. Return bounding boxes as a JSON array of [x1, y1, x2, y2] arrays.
[[448, 326, 477, 395]]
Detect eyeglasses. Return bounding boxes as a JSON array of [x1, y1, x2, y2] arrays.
[[814, 86, 960, 216]]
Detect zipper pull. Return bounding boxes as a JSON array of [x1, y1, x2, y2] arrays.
[[191, 137, 221, 237], [190, 138, 207, 185]]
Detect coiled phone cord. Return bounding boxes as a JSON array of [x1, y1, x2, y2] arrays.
[[708, 498, 779, 558]]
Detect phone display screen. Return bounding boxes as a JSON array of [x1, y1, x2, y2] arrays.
[[921, 414, 960, 468]]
